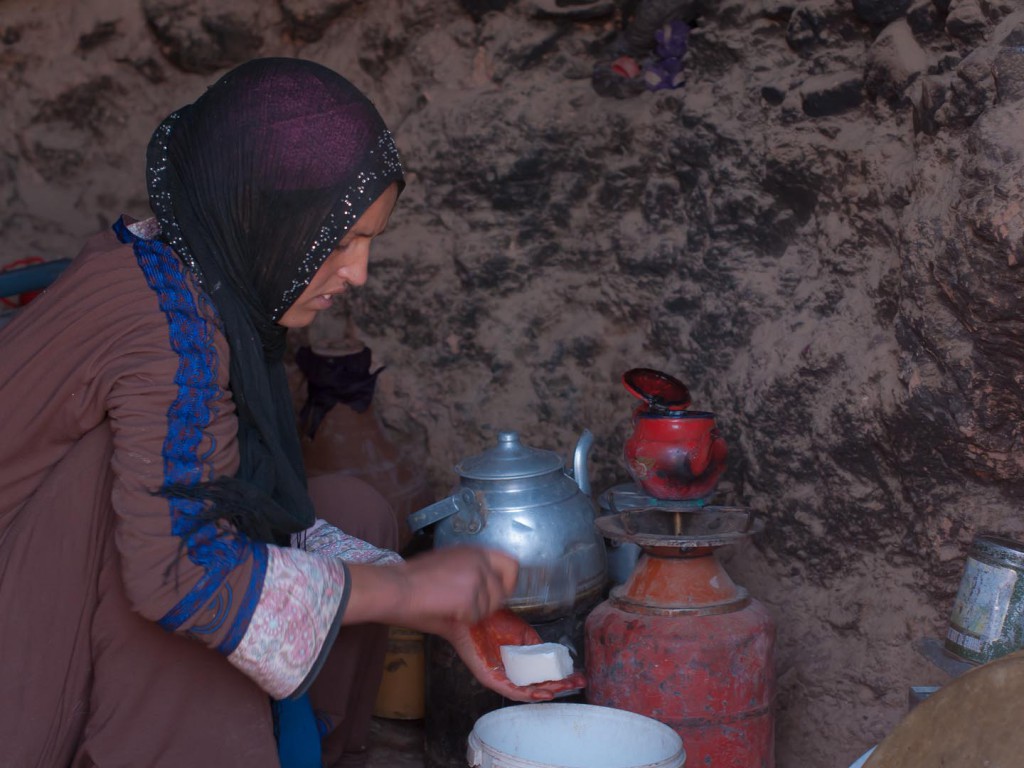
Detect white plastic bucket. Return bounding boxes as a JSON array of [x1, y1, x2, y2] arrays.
[[467, 703, 686, 768]]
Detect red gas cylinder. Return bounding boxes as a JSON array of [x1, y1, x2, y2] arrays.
[[585, 506, 775, 767]]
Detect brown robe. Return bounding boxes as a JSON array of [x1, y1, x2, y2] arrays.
[[0, 225, 395, 767]]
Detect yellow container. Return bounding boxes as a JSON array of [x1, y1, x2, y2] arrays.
[[373, 626, 426, 720]]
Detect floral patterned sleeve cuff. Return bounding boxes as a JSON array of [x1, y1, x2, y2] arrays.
[[226, 545, 349, 699], [293, 517, 404, 566]]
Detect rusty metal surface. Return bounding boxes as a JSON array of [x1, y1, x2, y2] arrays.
[[586, 598, 776, 768], [610, 589, 751, 617], [585, 506, 776, 767]]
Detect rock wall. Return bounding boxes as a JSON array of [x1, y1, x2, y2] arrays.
[[3, 0, 1024, 764]]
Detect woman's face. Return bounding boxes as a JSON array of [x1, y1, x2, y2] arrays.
[[278, 182, 400, 329]]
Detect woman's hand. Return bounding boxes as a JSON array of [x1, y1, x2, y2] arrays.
[[343, 546, 519, 628], [342, 547, 584, 700], [437, 609, 587, 702], [403, 545, 520, 623]]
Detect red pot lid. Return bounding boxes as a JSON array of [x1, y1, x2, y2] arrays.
[[622, 368, 691, 411]]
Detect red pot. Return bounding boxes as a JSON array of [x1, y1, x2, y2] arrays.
[[621, 368, 727, 501], [624, 410, 727, 500], [622, 367, 691, 412]]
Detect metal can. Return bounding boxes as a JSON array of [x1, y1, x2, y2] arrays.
[[373, 626, 425, 720], [945, 534, 1024, 664]]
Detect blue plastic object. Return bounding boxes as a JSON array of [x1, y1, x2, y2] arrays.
[[274, 693, 322, 768], [0, 259, 71, 299]]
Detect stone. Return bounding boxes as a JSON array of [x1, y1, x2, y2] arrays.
[[911, 74, 950, 134], [786, 7, 824, 53], [800, 71, 865, 116], [905, 0, 944, 39], [459, 0, 513, 20], [761, 84, 787, 105], [907, 50, 997, 133], [945, 0, 989, 45], [761, 0, 795, 21], [864, 19, 930, 106], [942, 50, 998, 124], [761, 143, 824, 226], [853, 0, 912, 26], [277, 0, 363, 42], [142, 0, 268, 74], [530, 0, 616, 20], [1000, 20, 1024, 48], [993, 44, 1024, 102], [77, 20, 119, 52]]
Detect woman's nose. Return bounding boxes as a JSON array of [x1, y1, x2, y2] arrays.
[[339, 249, 369, 286]]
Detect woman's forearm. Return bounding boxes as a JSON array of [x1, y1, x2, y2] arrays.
[[341, 546, 518, 631]]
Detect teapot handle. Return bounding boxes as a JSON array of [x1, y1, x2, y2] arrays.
[[572, 428, 594, 496], [407, 488, 480, 533]]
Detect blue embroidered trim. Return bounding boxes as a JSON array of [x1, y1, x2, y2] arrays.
[[218, 541, 268, 654], [190, 582, 231, 636], [114, 217, 267, 654]]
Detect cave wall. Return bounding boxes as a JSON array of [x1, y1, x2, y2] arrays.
[[3, 0, 1024, 764]]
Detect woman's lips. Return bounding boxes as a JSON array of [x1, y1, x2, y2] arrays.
[[311, 293, 335, 309]]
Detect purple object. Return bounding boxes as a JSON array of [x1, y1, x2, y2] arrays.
[[655, 20, 689, 60], [645, 21, 689, 91]]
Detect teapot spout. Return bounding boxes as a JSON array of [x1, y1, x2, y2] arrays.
[[573, 429, 594, 496]]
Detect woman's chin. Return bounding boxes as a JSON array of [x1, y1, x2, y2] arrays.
[[277, 309, 318, 329]]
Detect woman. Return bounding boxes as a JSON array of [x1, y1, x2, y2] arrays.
[[0, 58, 582, 767]]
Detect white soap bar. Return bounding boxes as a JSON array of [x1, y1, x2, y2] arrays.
[[499, 643, 574, 686]]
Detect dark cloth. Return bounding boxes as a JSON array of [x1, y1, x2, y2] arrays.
[[296, 345, 385, 439], [147, 57, 404, 545]]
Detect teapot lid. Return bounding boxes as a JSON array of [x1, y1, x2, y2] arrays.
[[456, 431, 564, 480], [622, 368, 691, 412]]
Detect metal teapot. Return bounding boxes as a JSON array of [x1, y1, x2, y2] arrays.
[[408, 429, 608, 619]]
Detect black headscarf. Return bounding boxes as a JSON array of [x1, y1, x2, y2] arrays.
[[146, 58, 404, 544]]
